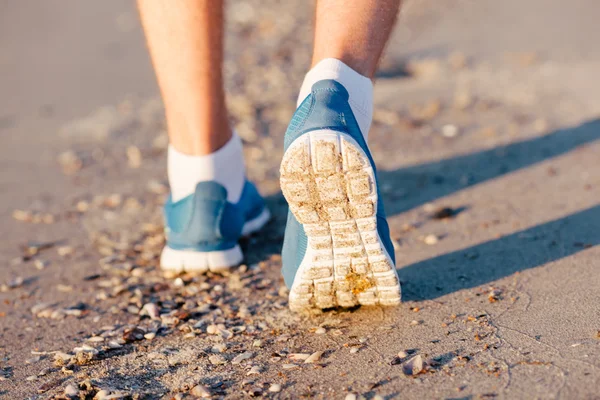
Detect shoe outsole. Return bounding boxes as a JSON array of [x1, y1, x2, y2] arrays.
[[160, 208, 270, 273], [280, 129, 401, 312]]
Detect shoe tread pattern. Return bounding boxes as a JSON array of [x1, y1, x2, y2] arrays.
[[281, 130, 401, 311]]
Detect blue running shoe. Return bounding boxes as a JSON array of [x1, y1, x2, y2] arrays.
[[161, 180, 270, 273], [280, 80, 401, 311]]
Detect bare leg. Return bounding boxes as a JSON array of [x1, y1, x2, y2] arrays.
[[137, 0, 230, 155], [312, 0, 401, 79]]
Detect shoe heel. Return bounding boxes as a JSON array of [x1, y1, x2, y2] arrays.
[[281, 129, 401, 311]]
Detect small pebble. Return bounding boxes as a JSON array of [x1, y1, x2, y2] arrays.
[[103, 193, 122, 208], [211, 344, 227, 353], [304, 351, 324, 364], [95, 390, 110, 399], [75, 200, 89, 212], [269, 384, 282, 393], [3, 276, 24, 291], [53, 352, 73, 365], [25, 356, 41, 364], [57, 150, 82, 173], [314, 327, 326, 335], [424, 234, 439, 245], [141, 303, 160, 320], [64, 384, 79, 397], [403, 355, 425, 376], [247, 366, 261, 375], [209, 354, 227, 365], [442, 124, 459, 138], [61, 366, 74, 375], [288, 353, 310, 361], [12, 209, 32, 222], [126, 145, 142, 168], [206, 324, 218, 334], [127, 305, 140, 315], [232, 351, 253, 365], [219, 329, 233, 339], [57, 246, 74, 257], [190, 384, 211, 398]]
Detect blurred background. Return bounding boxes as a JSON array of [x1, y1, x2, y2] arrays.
[[2, 0, 600, 208], [1, 1, 599, 398]]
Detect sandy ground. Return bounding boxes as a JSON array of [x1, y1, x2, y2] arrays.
[[1, 0, 599, 399]]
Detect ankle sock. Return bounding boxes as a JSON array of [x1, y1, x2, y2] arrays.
[[297, 58, 374, 140], [167, 133, 245, 203]]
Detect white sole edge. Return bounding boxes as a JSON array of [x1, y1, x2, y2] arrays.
[[160, 208, 270, 273], [280, 130, 402, 312]]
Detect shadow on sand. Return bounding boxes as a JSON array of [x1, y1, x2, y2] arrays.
[[399, 204, 600, 301]]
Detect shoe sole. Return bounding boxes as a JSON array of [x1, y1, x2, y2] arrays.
[[160, 208, 270, 273], [281, 129, 401, 312]]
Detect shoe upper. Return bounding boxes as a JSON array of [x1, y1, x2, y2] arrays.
[[164, 180, 265, 252], [281, 79, 396, 288]]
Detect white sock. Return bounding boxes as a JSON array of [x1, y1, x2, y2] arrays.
[[168, 133, 245, 203], [297, 58, 374, 140]]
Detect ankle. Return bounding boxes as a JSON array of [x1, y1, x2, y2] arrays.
[[166, 109, 232, 156], [168, 132, 245, 203], [169, 133, 232, 156], [311, 54, 375, 79], [297, 58, 374, 139]]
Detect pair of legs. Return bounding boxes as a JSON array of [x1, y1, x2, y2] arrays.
[[137, 0, 401, 156], [138, 0, 404, 311]]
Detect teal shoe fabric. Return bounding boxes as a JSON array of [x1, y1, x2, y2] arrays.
[[164, 180, 266, 252], [281, 79, 395, 288]]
